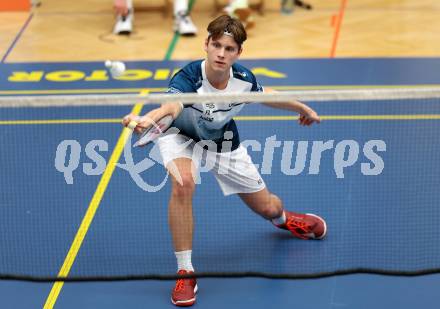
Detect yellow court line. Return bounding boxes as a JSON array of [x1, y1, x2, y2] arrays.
[[0, 88, 166, 95], [42, 103, 143, 309], [1, 84, 440, 95], [1, 115, 440, 126], [0, 119, 121, 125]]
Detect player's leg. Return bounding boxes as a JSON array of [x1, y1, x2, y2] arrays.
[[213, 145, 327, 240], [166, 157, 198, 307], [238, 188, 283, 220], [157, 134, 198, 306], [168, 157, 196, 253], [238, 189, 327, 240]]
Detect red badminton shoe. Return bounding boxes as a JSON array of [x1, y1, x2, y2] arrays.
[[171, 270, 198, 307], [277, 211, 327, 240]]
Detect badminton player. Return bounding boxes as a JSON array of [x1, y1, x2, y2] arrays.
[[123, 15, 327, 307]]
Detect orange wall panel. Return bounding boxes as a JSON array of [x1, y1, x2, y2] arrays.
[[0, 0, 30, 11]]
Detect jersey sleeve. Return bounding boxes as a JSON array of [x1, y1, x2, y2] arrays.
[[252, 80, 264, 92], [166, 66, 199, 108], [167, 61, 201, 94], [167, 72, 196, 94], [248, 70, 264, 93]]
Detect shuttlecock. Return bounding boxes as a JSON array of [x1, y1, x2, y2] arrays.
[[105, 60, 126, 78]]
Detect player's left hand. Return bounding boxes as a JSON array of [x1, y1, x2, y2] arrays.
[[298, 108, 321, 126]]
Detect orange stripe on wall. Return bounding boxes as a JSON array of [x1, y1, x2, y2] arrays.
[[0, 0, 30, 11]]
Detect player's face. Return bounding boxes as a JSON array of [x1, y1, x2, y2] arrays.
[[204, 35, 242, 73]]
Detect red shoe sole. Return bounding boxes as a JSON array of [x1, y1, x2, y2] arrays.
[[171, 284, 198, 307]]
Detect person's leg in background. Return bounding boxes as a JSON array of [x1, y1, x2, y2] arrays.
[[113, 0, 198, 35], [174, 0, 198, 35], [113, 0, 134, 34], [223, 0, 255, 29]]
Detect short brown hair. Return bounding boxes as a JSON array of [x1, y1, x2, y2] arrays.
[[207, 15, 247, 47]]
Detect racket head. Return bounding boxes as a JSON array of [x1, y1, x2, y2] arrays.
[[133, 115, 174, 147]]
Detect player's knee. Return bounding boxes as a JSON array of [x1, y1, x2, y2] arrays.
[[259, 205, 281, 219], [171, 173, 195, 199]]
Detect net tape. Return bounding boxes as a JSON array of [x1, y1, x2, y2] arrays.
[[1, 88, 440, 108]]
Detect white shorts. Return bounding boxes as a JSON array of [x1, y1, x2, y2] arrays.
[[157, 133, 266, 196]]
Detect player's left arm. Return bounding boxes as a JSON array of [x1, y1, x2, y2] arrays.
[[262, 87, 321, 126]]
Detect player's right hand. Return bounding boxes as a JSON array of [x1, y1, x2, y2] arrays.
[[122, 113, 143, 134]]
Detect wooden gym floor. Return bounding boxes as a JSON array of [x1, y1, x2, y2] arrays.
[[1, 0, 440, 63]]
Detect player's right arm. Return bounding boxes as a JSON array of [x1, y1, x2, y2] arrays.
[[122, 61, 197, 132], [122, 102, 183, 133]]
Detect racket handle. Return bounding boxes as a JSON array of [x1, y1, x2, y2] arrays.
[[127, 120, 138, 130]]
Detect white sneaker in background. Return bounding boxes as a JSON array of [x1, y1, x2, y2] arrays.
[[114, 10, 133, 35], [223, 1, 255, 30], [174, 12, 197, 36]]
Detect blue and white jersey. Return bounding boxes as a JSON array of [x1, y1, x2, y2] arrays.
[[167, 60, 263, 152]]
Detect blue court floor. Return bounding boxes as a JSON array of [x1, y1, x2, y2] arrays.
[[1, 58, 440, 308], [1, 274, 440, 309]]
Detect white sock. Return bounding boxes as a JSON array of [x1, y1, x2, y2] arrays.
[[271, 211, 286, 226], [174, 0, 188, 16], [175, 250, 194, 272]]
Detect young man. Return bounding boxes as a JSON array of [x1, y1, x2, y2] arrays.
[[113, 0, 197, 35], [123, 15, 327, 307]]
